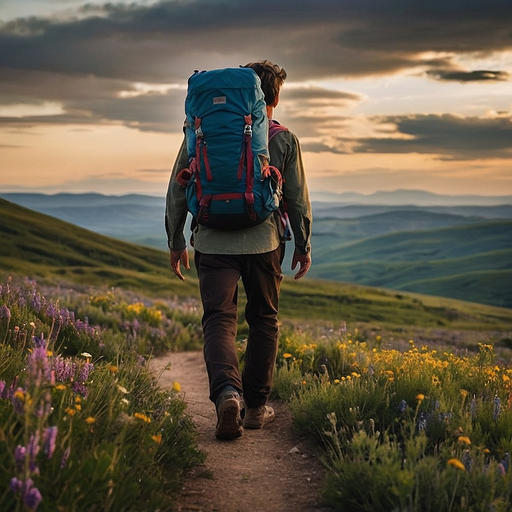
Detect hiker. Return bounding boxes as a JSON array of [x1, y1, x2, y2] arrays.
[[165, 60, 312, 440]]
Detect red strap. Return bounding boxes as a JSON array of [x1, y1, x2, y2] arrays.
[[243, 115, 254, 197]]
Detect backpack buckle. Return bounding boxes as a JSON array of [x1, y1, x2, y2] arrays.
[[244, 124, 252, 136]]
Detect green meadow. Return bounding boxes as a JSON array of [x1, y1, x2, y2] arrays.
[[2, 196, 512, 510]]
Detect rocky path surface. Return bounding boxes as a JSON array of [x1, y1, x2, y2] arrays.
[[151, 351, 333, 512]]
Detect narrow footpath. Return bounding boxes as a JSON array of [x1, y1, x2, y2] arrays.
[[151, 351, 334, 512]]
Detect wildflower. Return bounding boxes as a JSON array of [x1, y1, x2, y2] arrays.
[[14, 445, 27, 470], [397, 399, 408, 414], [134, 412, 151, 423], [109, 365, 118, 373], [54, 384, 66, 391], [152, 433, 162, 444], [448, 458, 466, 471], [172, 381, 182, 392], [43, 426, 58, 458], [85, 416, 96, 424], [416, 393, 425, 402], [117, 384, 129, 394], [27, 336, 53, 387], [65, 407, 77, 416], [283, 353, 293, 359], [457, 435, 471, 446], [500, 453, 509, 473], [0, 304, 11, 320], [60, 447, 71, 468], [417, 412, 428, 433]]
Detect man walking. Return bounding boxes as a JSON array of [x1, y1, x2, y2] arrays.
[[165, 60, 312, 440]]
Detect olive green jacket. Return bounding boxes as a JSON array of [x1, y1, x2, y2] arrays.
[[165, 124, 312, 256]]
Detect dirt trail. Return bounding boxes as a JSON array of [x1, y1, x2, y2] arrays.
[[150, 351, 333, 512]]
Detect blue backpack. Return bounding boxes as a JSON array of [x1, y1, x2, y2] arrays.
[[177, 67, 283, 230]]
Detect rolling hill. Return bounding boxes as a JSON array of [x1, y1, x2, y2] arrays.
[[1, 197, 512, 348], [308, 220, 512, 308], [1, 192, 511, 308]]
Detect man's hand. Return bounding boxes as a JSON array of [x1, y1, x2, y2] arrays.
[[291, 249, 311, 280], [170, 248, 190, 280]]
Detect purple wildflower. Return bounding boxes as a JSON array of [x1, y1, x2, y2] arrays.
[[397, 399, 408, 414], [27, 433, 40, 473], [14, 445, 27, 470], [10, 478, 43, 511], [26, 336, 53, 387], [501, 453, 509, 473], [0, 380, 5, 397], [24, 485, 43, 510], [30, 290, 42, 313], [10, 477, 22, 493], [60, 446, 71, 468], [43, 426, 58, 459], [0, 304, 11, 320], [52, 356, 77, 383]]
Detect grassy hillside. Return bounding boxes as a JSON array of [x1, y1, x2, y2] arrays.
[[309, 220, 512, 308], [0, 198, 198, 298], [1, 197, 512, 346]]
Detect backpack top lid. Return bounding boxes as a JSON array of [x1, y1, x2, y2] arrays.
[[185, 67, 264, 106], [184, 67, 269, 164]]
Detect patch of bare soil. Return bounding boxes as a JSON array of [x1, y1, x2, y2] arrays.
[[150, 352, 334, 512]]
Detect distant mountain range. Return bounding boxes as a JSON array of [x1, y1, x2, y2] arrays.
[[310, 189, 512, 206], [1, 191, 511, 308]]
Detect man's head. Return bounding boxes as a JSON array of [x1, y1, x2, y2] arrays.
[[243, 60, 287, 107]]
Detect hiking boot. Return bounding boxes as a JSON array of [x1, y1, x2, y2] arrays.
[[215, 389, 243, 440], [243, 405, 275, 429]]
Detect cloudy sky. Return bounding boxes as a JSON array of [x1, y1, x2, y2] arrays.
[[1, 0, 512, 198]]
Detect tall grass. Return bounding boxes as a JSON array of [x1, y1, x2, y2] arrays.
[[0, 278, 204, 511], [272, 328, 512, 511]]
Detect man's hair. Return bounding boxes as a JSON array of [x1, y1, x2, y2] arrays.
[[243, 60, 287, 106]]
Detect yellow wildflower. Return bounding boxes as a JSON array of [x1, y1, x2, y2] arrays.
[[55, 384, 66, 391], [172, 381, 182, 392], [65, 407, 77, 416], [457, 436, 471, 446], [85, 416, 96, 424], [134, 412, 151, 423], [448, 458, 466, 471], [109, 365, 119, 374], [416, 394, 425, 402], [152, 433, 162, 444], [283, 353, 293, 359]]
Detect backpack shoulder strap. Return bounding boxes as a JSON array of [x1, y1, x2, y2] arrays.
[[269, 119, 289, 141]]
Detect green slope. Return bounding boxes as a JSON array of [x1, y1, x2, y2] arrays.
[[309, 221, 512, 307], [1, 198, 512, 337], [0, 198, 198, 297]]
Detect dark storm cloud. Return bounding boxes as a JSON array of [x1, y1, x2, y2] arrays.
[[428, 70, 510, 82], [351, 114, 512, 160], [1, 0, 512, 81]]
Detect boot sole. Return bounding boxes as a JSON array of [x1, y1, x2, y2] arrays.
[[215, 398, 243, 440]]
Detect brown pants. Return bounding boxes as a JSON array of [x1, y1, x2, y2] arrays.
[[194, 246, 284, 408]]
